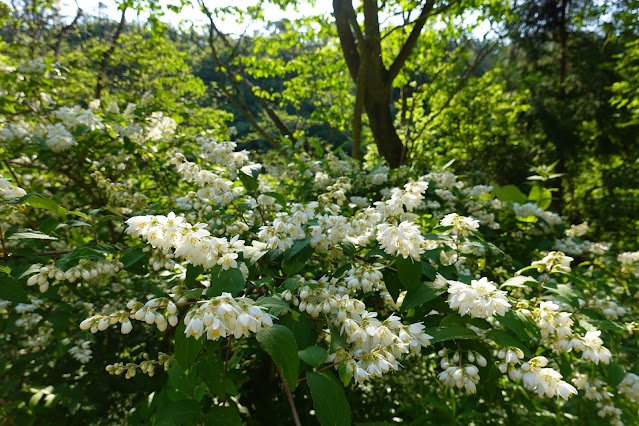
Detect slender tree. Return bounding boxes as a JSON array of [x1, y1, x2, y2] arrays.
[[332, 0, 459, 167]]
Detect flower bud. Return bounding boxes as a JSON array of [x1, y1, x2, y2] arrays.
[[169, 315, 178, 327], [98, 318, 109, 331]]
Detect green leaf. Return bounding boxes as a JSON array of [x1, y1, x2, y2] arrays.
[[185, 264, 203, 289], [396, 256, 421, 290], [487, 330, 528, 353], [39, 218, 61, 234], [494, 185, 527, 204], [299, 346, 327, 367], [606, 361, 625, 387], [282, 239, 313, 275], [97, 214, 124, 224], [555, 271, 589, 288], [175, 322, 204, 371], [0, 273, 30, 303], [168, 362, 198, 399], [500, 275, 538, 289], [401, 284, 445, 312], [257, 325, 299, 390], [439, 314, 491, 329], [8, 231, 57, 240], [338, 361, 355, 386], [421, 261, 436, 280], [307, 372, 351, 426], [255, 296, 289, 316], [120, 246, 148, 269], [210, 267, 245, 296], [203, 406, 242, 426], [429, 326, 479, 343], [13, 193, 67, 220], [528, 185, 552, 210], [156, 399, 201, 426], [340, 241, 356, 257], [239, 173, 258, 192], [284, 238, 311, 260], [497, 311, 532, 344], [329, 321, 347, 353], [592, 320, 625, 331], [544, 283, 582, 308], [195, 350, 226, 398], [282, 277, 299, 291], [264, 191, 287, 207], [382, 268, 402, 303], [67, 211, 90, 220], [53, 244, 111, 271]]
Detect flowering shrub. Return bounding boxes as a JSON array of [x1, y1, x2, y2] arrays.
[[1, 59, 638, 425]]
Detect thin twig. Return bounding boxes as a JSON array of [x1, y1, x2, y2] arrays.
[[0, 228, 7, 257], [3, 159, 24, 188], [0, 249, 74, 261], [276, 366, 301, 426]]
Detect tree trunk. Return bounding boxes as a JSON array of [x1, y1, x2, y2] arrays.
[[364, 83, 404, 167]]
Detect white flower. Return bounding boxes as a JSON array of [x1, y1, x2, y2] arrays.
[[185, 317, 204, 339], [619, 373, 639, 403], [447, 277, 511, 318], [0, 176, 26, 201], [578, 330, 611, 365], [440, 213, 479, 237], [376, 221, 424, 261], [218, 252, 238, 270], [530, 251, 573, 274], [44, 123, 76, 152]]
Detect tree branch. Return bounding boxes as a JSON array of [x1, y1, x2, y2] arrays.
[[95, 6, 127, 99], [54, 6, 82, 60], [333, 0, 361, 81], [387, 0, 436, 82], [199, 1, 282, 149], [352, 47, 367, 161], [408, 42, 495, 154]]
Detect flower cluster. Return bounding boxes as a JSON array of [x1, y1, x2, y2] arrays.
[[170, 153, 244, 207], [513, 202, 563, 227], [0, 176, 26, 201], [376, 221, 425, 261], [106, 352, 173, 379], [440, 213, 480, 237], [437, 349, 487, 394], [183, 293, 274, 340], [126, 212, 246, 270], [530, 301, 612, 363], [446, 277, 511, 319], [42, 123, 76, 152], [67, 339, 93, 363], [283, 273, 432, 383], [572, 373, 623, 425], [529, 251, 573, 274], [91, 171, 147, 208], [520, 356, 578, 400], [55, 106, 104, 131], [17, 58, 46, 74], [618, 373, 639, 404], [27, 260, 123, 293]]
